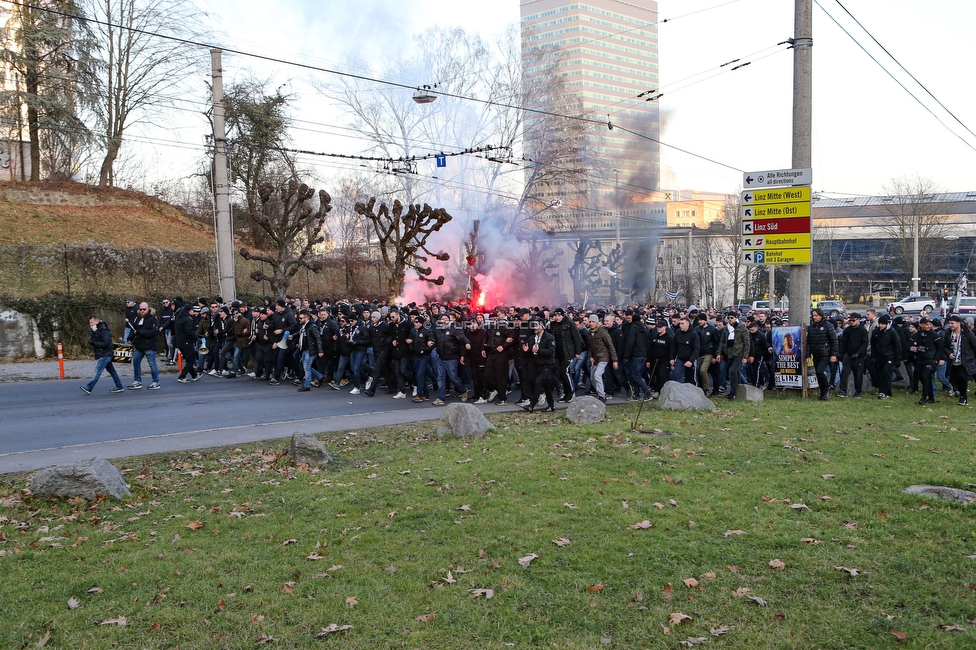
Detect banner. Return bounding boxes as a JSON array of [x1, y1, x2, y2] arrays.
[[772, 326, 818, 389], [112, 343, 133, 364]]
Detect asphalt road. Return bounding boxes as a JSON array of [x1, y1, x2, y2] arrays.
[[0, 374, 526, 474]]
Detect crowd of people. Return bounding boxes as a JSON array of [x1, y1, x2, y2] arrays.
[[81, 295, 976, 409]]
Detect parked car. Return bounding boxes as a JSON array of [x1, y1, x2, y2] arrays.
[[723, 304, 754, 315], [817, 300, 847, 318], [887, 296, 936, 315]]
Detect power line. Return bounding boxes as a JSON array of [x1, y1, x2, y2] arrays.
[[661, 0, 743, 24], [813, 0, 976, 154], [5, 0, 744, 175], [831, 0, 976, 144]]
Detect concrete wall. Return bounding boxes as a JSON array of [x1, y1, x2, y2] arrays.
[[0, 308, 43, 360]]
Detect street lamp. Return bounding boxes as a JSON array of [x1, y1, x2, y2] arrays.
[[911, 220, 920, 296], [412, 84, 438, 104]]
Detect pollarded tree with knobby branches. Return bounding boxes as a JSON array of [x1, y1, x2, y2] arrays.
[[239, 180, 332, 299], [354, 197, 452, 302]]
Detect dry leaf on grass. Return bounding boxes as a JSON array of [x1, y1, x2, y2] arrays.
[[746, 595, 767, 606], [631, 520, 653, 530], [457, 504, 471, 511], [256, 633, 278, 644], [282, 539, 298, 546], [563, 503, 578, 509], [653, 502, 665, 510], [727, 565, 739, 573], [34, 630, 51, 647], [669, 612, 692, 626], [682, 578, 699, 588], [416, 613, 435, 623], [67, 597, 80, 609], [701, 572, 716, 580], [552, 537, 571, 547], [821, 474, 835, 479], [99, 617, 127, 627], [731, 587, 750, 598], [185, 521, 205, 530], [834, 566, 860, 577], [711, 625, 733, 636], [889, 629, 907, 642], [280, 582, 295, 594], [307, 552, 325, 561], [345, 596, 358, 608], [586, 584, 604, 593], [443, 571, 456, 584], [518, 553, 539, 567], [901, 435, 920, 441], [724, 530, 746, 537], [769, 559, 786, 571], [217, 599, 226, 611], [469, 588, 494, 599], [939, 625, 966, 631], [801, 538, 821, 544], [790, 503, 810, 510], [843, 521, 859, 530], [316, 625, 353, 637], [680, 638, 708, 647]]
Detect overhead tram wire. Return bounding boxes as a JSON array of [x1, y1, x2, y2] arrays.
[[831, 0, 976, 144], [660, 0, 743, 24], [7, 0, 743, 177], [813, 0, 976, 154], [602, 41, 791, 119]]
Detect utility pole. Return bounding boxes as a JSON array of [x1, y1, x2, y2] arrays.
[[211, 49, 236, 303], [790, 0, 812, 327]]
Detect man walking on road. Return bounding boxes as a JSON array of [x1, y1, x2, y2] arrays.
[[128, 302, 161, 390], [80, 315, 125, 395]]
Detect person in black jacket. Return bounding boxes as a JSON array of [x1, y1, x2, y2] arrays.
[[648, 319, 674, 393], [464, 317, 488, 403], [518, 319, 558, 412], [550, 308, 582, 402], [806, 308, 839, 400], [871, 313, 900, 399], [410, 315, 436, 402], [123, 297, 138, 342], [946, 314, 976, 406], [80, 315, 125, 394], [364, 311, 393, 397], [621, 310, 650, 400], [695, 314, 719, 395], [127, 302, 161, 390], [837, 313, 868, 398], [671, 317, 701, 385], [388, 309, 413, 399], [433, 313, 470, 405], [295, 310, 323, 391], [485, 316, 515, 405], [175, 305, 200, 382], [251, 308, 274, 380], [911, 316, 944, 405], [746, 320, 767, 387], [269, 299, 298, 386], [159, 298, 176, 364]]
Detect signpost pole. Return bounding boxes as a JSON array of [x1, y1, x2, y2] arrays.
[[791, 0, 813, 397]]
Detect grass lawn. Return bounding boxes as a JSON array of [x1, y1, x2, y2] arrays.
[[2, 393, 976, 648]]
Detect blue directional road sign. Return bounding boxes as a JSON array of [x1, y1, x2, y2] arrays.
[[435, 154, 447, 168]]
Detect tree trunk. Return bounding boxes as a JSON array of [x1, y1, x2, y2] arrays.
[[98, 139, 121, 187], [25, 71, 40, 182]]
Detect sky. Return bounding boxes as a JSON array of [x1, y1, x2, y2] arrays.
[[147, 0, 976, 199]]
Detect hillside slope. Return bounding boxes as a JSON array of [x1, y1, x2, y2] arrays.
[[0, 182, 216, 251]]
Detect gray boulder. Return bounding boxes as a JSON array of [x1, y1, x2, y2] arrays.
[[565, 395, 606, 424], [291, 432, 334, 466], [436, 403, 495, 438], [656, 381, 716, 411], [904, 485, 976, 504], [30, 457, 130, 500], [736, 384, 765, 402]]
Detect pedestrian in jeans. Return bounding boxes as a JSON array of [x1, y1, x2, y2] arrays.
[[586, 314, 618, 403], [128, 302, 161, 390], [295, 310, 324, 391], [80, 315, 125, 394]]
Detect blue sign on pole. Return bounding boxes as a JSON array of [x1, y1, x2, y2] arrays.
[[435, 155, 446, 168]]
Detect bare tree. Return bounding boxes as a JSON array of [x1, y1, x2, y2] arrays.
[[239, 180, 332, 299], [84, 0, 208, 187], [711, 192, 745, 304], [354, 197, 453, 302], [877, 174, 951, 292]]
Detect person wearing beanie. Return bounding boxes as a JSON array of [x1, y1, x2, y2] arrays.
[[909, 316, 943, 405], [871, 313, 899, 400], [946, 314, 976, 406]]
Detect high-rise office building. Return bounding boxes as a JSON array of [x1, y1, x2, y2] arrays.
[[520, 0, 659, 209]]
